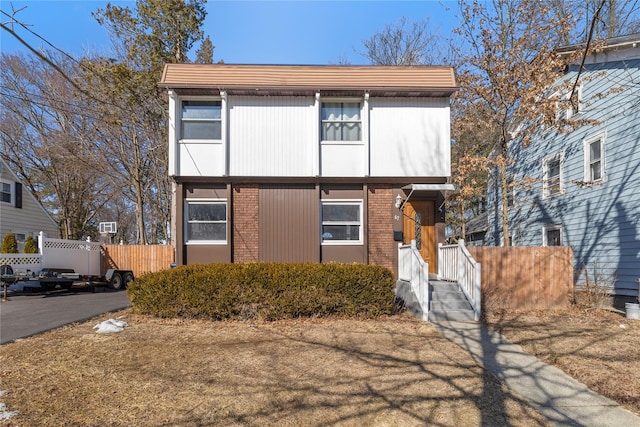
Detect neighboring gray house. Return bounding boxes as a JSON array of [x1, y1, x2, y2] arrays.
[[487, 34, 640, 302], [0, 158, 59, 249]]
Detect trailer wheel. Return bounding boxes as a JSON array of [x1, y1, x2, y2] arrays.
[[108, 272, 123, 290], [123, 272, 134, 288]]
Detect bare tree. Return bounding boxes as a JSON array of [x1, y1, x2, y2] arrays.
[[362, 16, 446, 65], [0, 52, 114, 239]]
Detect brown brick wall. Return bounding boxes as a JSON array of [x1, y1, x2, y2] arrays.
[[367, 185, 395, 272], [232, 184, 259, 262]]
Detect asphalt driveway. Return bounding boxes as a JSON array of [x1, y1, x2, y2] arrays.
[[0, 289, 131, 344]]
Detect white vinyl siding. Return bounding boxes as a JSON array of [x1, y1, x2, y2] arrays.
[[0, 160, 59, 240], [168, 94, 452, 179], [369, 98, 451, 177], [229, 96, 317, 176]]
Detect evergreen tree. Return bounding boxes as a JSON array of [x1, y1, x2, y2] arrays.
[[1, 233, 18, 253], [23, 235, 38, 253]]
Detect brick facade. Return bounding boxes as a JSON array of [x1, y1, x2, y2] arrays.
[[232, 184, 259, 262], [367, 185, 395, 273]]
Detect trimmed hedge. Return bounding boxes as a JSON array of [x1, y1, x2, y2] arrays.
[[127, 262, 396, 321]]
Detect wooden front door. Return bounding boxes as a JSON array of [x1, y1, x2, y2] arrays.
[[403, 200, 436, 274]]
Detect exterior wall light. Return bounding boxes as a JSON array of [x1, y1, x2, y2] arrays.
[[395, 193, 403, 209]]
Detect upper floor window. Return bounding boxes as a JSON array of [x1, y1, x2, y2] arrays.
[[321, 200, 362, 244], [1, 181, 11, 204], [584, 134, 605, 183], [185, 199, 227, 244], [181, 100, 222, 141], [321, 102, 361, 141], [543, 152, 563, 198]]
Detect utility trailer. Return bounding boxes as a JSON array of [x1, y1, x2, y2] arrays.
[[16, 267, 134, 292]]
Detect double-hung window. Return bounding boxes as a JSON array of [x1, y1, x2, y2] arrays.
[[185, 200, 227, 244], [584, 134, 605, 183], [0, 181, 11, 204], [181, 100, 222, 141], [321, 201, 362, 244], [543, 153, 562, 198], [321, 102, 361, 141]]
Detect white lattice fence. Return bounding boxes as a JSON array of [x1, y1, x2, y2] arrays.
[[0, 253, 41, 275], [41, 234, 102, 276]]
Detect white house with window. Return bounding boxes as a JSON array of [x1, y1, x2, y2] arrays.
[[486, 34, 640, 304], [160, 64, 457, 275], [0, 158, 59, 250]]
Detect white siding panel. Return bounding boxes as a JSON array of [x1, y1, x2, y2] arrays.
[[229, 96, 316, 176], [0, 163, 59, 240], [320, 144, 366, 177], [369, 98, 451, 177], [178, 143, 225, 176]]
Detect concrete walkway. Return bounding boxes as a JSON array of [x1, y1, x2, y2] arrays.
[[432, 319, 640, 427]]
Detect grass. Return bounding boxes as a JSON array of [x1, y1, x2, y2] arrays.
[[2, 306, 639, 426], [1, 311, 547, 426], [484, 306, 640, 415]]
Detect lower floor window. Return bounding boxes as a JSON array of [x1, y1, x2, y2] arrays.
[[543, 224, 562, 246], [321, 200, 362, 244], [185, 200, 227, 243]]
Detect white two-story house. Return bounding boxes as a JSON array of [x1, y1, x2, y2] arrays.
[[159, 64, 457, 275]]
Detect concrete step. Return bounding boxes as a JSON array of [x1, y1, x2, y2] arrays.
[[431, 299, 473, 311], [430, 281, 460, 292], [429, 308, 476, 322], [431, 290, 468, 302]]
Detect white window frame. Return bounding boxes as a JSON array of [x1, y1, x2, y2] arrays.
[[184, 198, 228, 245], [179, 97, 223, 144], [583, 132, 606, 184], [542, 151, 563, 198], [320, 99, 363, 144], [321, 199, 363, 245], [0, 180, 12, 205], [542, 224, 563, 246], [565, 83, 583, 120]]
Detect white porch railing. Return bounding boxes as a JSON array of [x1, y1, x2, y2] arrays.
[[0, 232, 101, 276], [398, 240, 429, 321], [438, 239, 481, 321]]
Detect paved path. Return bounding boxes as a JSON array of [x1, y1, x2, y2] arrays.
[[0, 289, 131, 344], [433, 319, 640, 427]]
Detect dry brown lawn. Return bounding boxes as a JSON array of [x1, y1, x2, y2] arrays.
[[0, 311, 548, 427], [484, 307, 640, 415]]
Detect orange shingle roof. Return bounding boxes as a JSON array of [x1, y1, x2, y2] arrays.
[[159, 64, 457, 96]]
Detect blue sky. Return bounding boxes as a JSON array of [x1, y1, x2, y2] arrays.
[[1, 0, 459, 65]]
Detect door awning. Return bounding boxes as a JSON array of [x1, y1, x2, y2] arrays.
[[402, 183, 455, 192], [399, 183, 455, 210]]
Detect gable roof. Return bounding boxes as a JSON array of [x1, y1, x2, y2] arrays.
[[159, 64, 458, 97]]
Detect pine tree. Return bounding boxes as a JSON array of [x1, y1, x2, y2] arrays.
[[23, 235, 38, 254], [1, 233, 18, 253]]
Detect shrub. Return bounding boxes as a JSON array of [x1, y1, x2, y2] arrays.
[[23, 235, 38, 254], [127, 262, 396, 321], [1, 233, 18, 254]]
